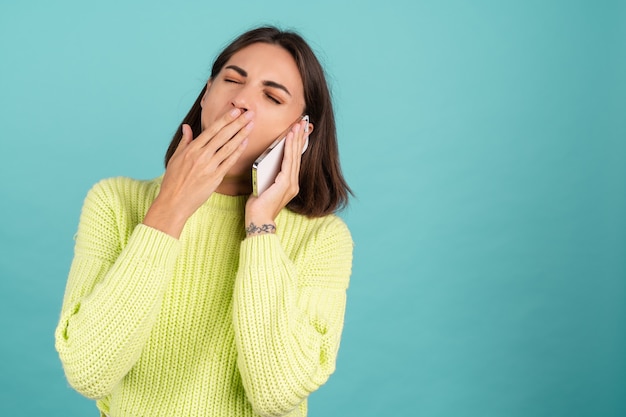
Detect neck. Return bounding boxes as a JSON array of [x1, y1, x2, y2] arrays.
[[215, 172, 252, 196]]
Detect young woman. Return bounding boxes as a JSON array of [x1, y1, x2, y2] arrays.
[[55, 26, 353, 417]]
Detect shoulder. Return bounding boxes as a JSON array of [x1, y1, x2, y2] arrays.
[[80, 176, 162, 225], [277, 210, 354, 253], [276, 211, 353, 289], [85, 176, 161, 207], [280, 209, 350, 234], [76, 176, 163, 244], [87, 176, 161, 198], [314, 214, 352, 245]]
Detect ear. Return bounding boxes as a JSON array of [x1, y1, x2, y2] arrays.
[[305, 122, 314, 136], [200, 78, 213, 108]]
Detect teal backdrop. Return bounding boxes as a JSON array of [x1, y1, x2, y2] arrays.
[[1, 1, 624, 416]]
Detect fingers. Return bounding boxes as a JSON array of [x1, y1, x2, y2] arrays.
[[212, 121, 252, 169], [244, 118, 308, 225], [176, 108, 253, 177], [196, 108, 241, 145], [279, 120, 306, 198], [215, 137, 249, 178], [289, 124, 302, 184], [294, 122, 306, 183], [292, 119, 307, 166], [194, 108, 255, 152]]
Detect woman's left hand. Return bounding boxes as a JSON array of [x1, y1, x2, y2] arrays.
[[244, 118, 308, 237]]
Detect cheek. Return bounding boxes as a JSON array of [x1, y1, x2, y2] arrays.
[[248, 134, 275, 158], [250, 119, 284, 150], [249, 106, 303, 154], [257, 107, 301, 136], [200, 85, 232, 123]]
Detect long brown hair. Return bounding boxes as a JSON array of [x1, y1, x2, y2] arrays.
[[164, 26, 351, 217]]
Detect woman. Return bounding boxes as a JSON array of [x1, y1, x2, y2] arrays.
[[55, 26, 353, 417]]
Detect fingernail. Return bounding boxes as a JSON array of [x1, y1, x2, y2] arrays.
[[244, 110, 255, 120], [230, 108, 241, 117], [244, 121, 254, 131], [294, 124, 301, 133], [303, 115, 310, 133]]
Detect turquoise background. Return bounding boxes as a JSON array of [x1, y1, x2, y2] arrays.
[[1, 0, 625, 416]]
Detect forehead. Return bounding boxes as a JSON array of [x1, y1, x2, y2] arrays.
[[224, 43, 304, 93]]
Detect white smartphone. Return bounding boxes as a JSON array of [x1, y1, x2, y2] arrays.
[[252, 115, 309, 197]]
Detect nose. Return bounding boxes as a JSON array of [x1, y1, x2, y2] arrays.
[[231, 87, 253, 112]]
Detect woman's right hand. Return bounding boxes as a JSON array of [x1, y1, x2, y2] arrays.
[[143, 108, 254, 238]]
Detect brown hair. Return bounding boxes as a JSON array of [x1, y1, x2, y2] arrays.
[[164, 26, 351, 217]]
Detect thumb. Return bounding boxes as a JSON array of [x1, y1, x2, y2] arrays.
[[169, 124, 193, 163], [180, 124, 193, 146]]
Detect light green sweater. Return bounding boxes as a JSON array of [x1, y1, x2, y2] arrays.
[[55, 176, 353, 417]]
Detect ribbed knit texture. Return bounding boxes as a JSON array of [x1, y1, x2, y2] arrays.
[[55, 176, 353, 417]]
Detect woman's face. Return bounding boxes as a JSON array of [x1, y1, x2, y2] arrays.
[[200, 42, 307, 177]]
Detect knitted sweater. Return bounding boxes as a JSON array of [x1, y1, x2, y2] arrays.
[[55, 176, 353, 417]]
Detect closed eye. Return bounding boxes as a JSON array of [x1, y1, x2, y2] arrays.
[[266, 93, 281, 104]]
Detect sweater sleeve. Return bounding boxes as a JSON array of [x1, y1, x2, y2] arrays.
[[232, 217, 353, 417], [54, 179, 180, 399]]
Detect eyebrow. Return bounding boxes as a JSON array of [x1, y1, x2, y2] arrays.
[[224, 65, 292, 97]]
